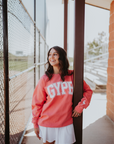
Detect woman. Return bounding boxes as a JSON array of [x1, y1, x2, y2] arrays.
[[32, 46, 93, 144]]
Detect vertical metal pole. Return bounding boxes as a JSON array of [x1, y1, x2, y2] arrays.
[[44, 0, 46, 72], [73, 0, 85, 144], [38, 31, 40, 80], [64, 0, 68, 52], [2, 0, 10, 143], [44, 0, 46, 39], [44, 41, 46, 72], [34, 0, 36, 88], [44, 41, 46, 62]]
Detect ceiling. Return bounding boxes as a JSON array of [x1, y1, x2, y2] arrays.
[[62, 0, 113, 10]]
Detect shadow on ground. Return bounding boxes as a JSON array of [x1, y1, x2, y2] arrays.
[[83, 115, 114, 144]]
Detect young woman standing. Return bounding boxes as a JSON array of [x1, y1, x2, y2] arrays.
[[32, 46, 93, 144]]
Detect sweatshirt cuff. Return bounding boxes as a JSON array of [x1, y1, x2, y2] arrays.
[[33, 123, 39, 128], [75, 106, 83, 113]]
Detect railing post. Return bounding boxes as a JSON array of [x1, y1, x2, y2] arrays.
[[87, 49, 88, 59], [64, 0, 68, 52], [47, 45, 49, 51], [2, 0, 10, 143], [34, 0, 36, 88], [38, 31, 40, 80], [44, 41, 46, 71], [73, 0, 85, 144]]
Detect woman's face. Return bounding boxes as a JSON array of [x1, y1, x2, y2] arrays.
[[48, 48, 59, 67]]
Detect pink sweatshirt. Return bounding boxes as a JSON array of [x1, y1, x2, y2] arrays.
[[32, 70, 93, 128]]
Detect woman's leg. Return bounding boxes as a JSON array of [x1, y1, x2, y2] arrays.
[[43, 141, 55, 144]]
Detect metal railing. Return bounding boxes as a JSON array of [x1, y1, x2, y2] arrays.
[[85, 43, 108, 59], [84, 53, 109, 63], [0, 0, 49, 144]]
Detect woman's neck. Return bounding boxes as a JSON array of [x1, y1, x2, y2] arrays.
[[53, 66, 60, 74]]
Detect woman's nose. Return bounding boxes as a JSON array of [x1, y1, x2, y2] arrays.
[[50, 55, 54, 58]]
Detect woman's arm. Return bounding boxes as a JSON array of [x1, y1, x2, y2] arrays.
[[32, 76, 47, 128], [74, 80, 93, 114]]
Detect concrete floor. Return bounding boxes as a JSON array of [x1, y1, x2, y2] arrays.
[[22, 93, 114, 144]]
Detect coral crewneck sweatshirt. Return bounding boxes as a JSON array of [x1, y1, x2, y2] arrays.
[[32, 70, 93, 128]]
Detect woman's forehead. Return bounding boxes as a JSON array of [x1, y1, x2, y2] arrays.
[[49, 48, 57, 53]]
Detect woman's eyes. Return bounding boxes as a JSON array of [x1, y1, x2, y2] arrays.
[[49, 53, 57, 56]]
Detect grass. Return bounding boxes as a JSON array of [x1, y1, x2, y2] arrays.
[[9, 60, 33, 71], [68, 57, 73, 63], [68, 57, 73, 70]]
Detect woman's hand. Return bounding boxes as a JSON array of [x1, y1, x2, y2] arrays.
[[72, 109, 81, 117], [34, 127, 41, 140]]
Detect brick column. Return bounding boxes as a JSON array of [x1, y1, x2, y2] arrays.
[[107, 0, 114, 122]]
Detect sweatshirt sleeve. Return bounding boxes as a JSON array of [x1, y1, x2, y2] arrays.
[[75, 80, 93, 113], [32, 76, 47, 128]]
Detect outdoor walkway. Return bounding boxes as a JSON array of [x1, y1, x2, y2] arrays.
[[22, 93, 114, 144]]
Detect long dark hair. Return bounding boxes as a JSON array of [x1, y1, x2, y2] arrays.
[[45, 46, 73, 81]]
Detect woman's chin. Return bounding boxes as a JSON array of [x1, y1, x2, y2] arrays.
[[50, 64, 59, 67]]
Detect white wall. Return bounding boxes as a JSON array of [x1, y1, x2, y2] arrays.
[[46, 0, 110, 58], [46, 0, 64, 49]]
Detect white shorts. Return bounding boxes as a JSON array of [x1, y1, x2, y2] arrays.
[[39, 124, 76, 144]]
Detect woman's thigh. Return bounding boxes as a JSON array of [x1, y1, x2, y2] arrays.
[[43, 141, 55, 144]]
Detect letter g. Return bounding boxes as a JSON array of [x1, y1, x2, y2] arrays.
[[47, 84, 55, 98]]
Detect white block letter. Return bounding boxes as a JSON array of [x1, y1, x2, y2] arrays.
[[53, 82, 61, 95], [61, 82, 68, 95], [47, 84, 55, 98], [67, 81, 73, 94]]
